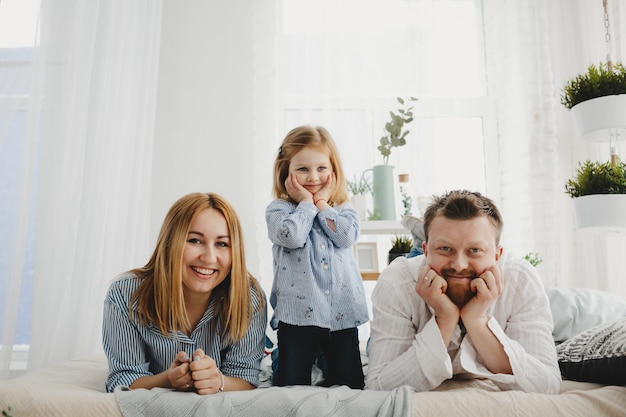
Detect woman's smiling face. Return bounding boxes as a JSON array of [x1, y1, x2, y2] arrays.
[[181, 208, 232, 299]]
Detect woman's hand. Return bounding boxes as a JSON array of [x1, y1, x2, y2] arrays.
[[167, 351, 194, 391], [189, 349, 224, 395]]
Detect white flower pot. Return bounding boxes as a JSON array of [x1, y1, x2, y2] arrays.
[[570, 95, 626, 139], [350, 194, 368, 221], [572, 194, 626, 233]]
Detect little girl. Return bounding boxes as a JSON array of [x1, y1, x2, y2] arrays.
[[266, 125, 369, 389]]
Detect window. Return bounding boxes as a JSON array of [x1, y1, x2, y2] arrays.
[[0, 0, 40, 362], [280, 0, 495, 217]]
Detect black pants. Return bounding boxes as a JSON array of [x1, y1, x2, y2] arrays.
[[273, 322, 364, 389]]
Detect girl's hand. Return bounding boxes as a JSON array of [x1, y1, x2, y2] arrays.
[[168, 351, 194, 391], [312, 172, 335, 205], [285, 172, 313, 203], [189, 349, 224, 395]]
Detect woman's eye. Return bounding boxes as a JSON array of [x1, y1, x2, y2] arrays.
[[216, 241, 229, 248], [188, 238, 202, 244]]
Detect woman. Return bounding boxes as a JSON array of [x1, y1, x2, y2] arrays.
[[103, 192, 267, 394]]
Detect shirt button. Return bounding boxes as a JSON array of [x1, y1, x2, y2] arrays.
[[323, 263, 329, 270], [320, 244, 326, 250], [325, 290, 330, 295]]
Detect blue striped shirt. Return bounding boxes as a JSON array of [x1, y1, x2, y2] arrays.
[[265, 199, 369, 331], [102, 273, 267, 392]]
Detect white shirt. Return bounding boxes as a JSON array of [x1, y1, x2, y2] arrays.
[[365, 252, 561, 394]]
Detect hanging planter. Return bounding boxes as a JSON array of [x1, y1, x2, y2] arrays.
[[565, 159, 626, 233], [561, 62, 626, 138], [570, 95, 626, 137], [572, 194, 626, 232]]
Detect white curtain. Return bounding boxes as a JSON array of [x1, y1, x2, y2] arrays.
[[484, 0, 626, 297], [0, 0, 162, 378]]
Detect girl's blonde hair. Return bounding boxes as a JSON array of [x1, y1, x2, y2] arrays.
[[129, 192, 264, 343], [272, 125, 349, 205]]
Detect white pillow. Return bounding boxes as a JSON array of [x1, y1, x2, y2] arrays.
[[547, 287, 626, 343]]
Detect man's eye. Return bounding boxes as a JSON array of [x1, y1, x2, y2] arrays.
[[469, 248, 481, 254]]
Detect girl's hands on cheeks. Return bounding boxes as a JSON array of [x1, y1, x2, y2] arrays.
[[168, 351, 194, 391], [312, 172, 335, 204], [285, 173, 313, 204], [460, 264, 503, 322], [189, 349, 224, 395]]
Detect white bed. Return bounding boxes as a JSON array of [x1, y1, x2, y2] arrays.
[[1, 351, 625, 417], [2, 287, 625, 416]]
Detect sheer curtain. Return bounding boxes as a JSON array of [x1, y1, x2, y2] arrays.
[[484, 0, 626, 297], [0, 0, 162, 377]]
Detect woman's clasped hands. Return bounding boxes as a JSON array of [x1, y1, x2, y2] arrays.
[[168, 348, 224, 395]]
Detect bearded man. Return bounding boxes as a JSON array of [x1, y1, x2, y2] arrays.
[[365, 190, 561, 394]]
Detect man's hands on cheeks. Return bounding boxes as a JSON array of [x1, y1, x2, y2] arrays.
[[460, 264, 503, 325], [168, 349, 223, 395], [416, 266, 459, 346]]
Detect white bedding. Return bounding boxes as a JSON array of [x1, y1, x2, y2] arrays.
[[1, 352, 625, 417]]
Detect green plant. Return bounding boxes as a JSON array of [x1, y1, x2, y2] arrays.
[[564, 158, 626, 198], [523, 252, 543, 267], [346, 175, 372, 196], [2, 406, 14, 417], [389, 234, 413, 254], [561, 62, 626, 109], [400, 186, 412, 216], [378, 96, 418, 165]]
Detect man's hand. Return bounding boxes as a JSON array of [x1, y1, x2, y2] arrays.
[[416, 265, 459, 346], [460, 264, 503, 323]]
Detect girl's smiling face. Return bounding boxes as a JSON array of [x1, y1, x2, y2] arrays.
[[288, 146, 333, 194], [181, 208, 232, 299]]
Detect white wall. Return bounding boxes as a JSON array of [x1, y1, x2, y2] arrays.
[[152, 1, 273, 289]]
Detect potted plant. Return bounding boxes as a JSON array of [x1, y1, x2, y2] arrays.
[[347, 175, 372, 221], [369, 96, 418, 220], [561, 62, 626, 136], [388, 234, 413, 264], [564, 158, 626, 231]]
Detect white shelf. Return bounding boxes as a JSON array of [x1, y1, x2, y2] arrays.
[[360, 220, 407, 235]]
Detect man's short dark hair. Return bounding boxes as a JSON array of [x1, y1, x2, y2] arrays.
[[423, 190, 503, 245]]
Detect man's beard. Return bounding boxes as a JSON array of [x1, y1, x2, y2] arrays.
[[442, 268, 477, 308]]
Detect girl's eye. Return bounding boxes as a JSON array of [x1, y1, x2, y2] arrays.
[[318, 166, 328, 172], [297, 167, 308, 172]]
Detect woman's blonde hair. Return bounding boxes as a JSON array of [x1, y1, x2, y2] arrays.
[[129, 192, 264, 343], [272, 125, 349, 205]]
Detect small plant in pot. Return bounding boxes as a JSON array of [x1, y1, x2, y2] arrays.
[[388, 234, 413, 264], [561, 62, 626, 136], [561, 62, 626, 110], [564, 157, 626, 230], [564, 158, 626, 197]]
